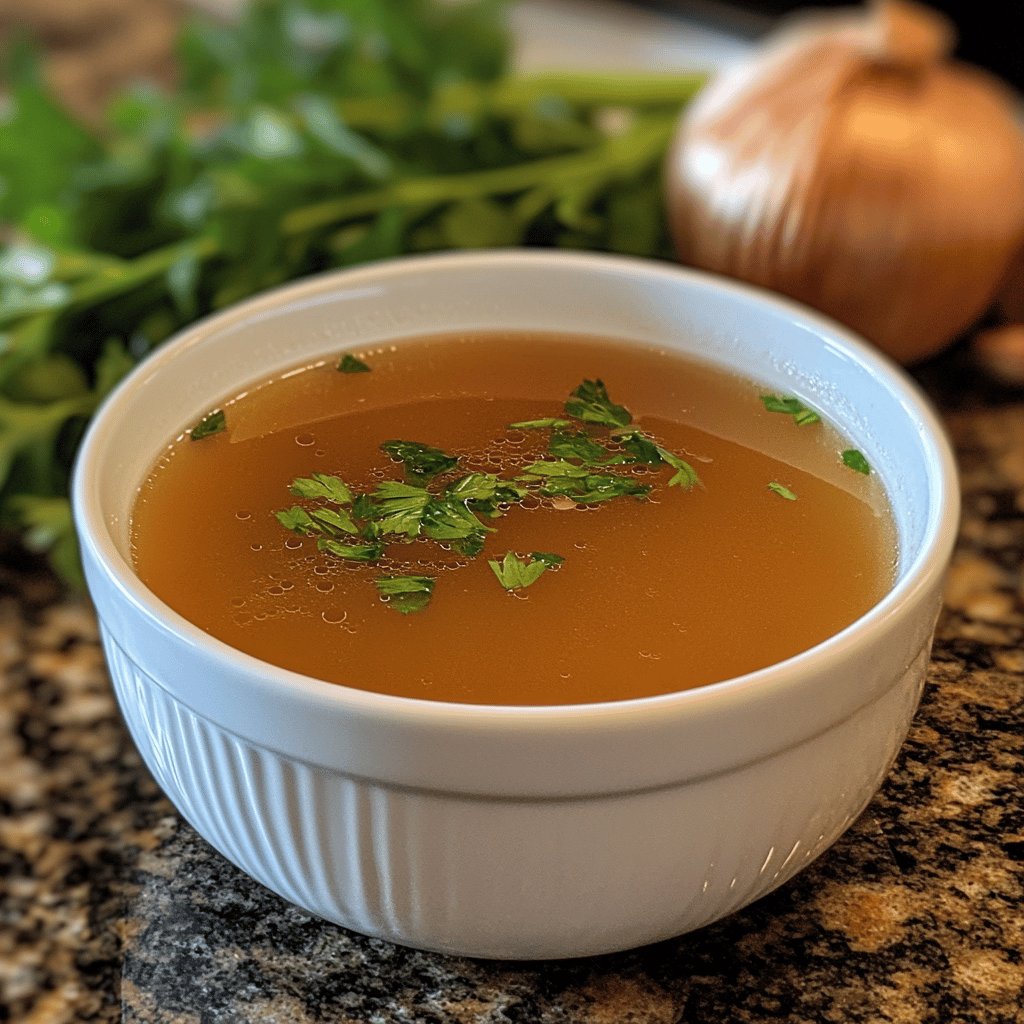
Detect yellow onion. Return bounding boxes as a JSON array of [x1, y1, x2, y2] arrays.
[[666, 0, 1024, 364]]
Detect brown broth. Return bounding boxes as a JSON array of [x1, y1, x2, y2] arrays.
[[131, 332, 897, 705]]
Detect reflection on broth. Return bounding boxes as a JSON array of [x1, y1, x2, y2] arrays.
[[131, 332, 896, 705]]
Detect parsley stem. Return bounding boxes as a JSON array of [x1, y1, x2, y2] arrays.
[[0, 111, 680, 331], [281, 113, 678, 236], [432, 71, 708, 119], [183, 72, 707, 138]]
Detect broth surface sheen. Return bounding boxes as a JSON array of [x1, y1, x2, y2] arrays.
[[131, 332, 896, 705]]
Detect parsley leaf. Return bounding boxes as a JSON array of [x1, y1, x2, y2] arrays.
[[453, 533, 486, 557], [508, 418, 572, 430], [521, 463, 651, 503], [519, 460, 590, 479], [530, 551, 565, 567], [488, 551, 559, 591], [189, 408, 225, 441], [309, 506, 360, 536], [617, 430, 662, 464], [421, 497, 492, 541], [760, 394, 821, 426], [613, 429, 700, 487], [338, 353, 371, 374], [841, 449, 871, 475], [289, 473, 353, 504], [656, 446, 699, 489], [548, 429, 610, 465], [351, 494, 377, 520], [446, 472, 500, 502], [381, 439, 459, 483], [565, 379, 632, 428], [318, 538, 384, 562], [767, 481, 798, 501], [375, 575, 435, 614], [371, 480, 432, 537], [275, 506, 316, 535]]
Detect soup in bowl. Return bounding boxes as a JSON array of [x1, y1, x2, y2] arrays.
[[72, 251, 958, 958]]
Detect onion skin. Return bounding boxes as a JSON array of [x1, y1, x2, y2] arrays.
[[666, 0, 1024, 365]]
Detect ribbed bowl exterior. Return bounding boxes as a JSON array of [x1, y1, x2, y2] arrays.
[[101, 621, 929, 959]]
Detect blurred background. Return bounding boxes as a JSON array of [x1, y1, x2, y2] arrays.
[[1, 0, 1018, 123]]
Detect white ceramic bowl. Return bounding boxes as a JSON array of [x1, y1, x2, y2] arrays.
[[73, 251, 958, 959]]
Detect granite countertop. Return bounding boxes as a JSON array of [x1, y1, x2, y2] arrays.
[[1, 349, 1022, 1024]]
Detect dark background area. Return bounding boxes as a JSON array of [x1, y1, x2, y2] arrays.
[[634, 0, 1024, 88]]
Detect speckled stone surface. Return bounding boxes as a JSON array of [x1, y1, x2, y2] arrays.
[[1, 367, 1022, 1023]]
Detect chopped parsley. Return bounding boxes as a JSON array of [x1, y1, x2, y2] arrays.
[[318, 538, 385, 562], [616, 430, 662, 465], [289, 473, 353, 504], [841, 449, 871, 475], [338, 353, 371, 374], [519, 462, 651, 504], [530, 551, 565, 568], [760, 394, 821, 426], [488, 551, 561, 591], [374, 575, 434, 614], [548, 429, 610, 465], [276, 378, 718, 613], [381, 439, 459, 483], [371, 480, 432, 537], [767, 481, 798, 501], [508, 418, 572, 430], [564, 379, 632, 428], [189, 408, 226, 441], [274, 506, 315, 534], [655, 445, 699, 490]]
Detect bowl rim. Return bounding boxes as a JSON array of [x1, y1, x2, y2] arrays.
[[73, 248, 960, 729]]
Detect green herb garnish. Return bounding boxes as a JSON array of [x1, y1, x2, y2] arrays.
[[381, 440, 459, 483], [278, 378, 709, 612], [374, 575, 435, 615], [338, 354, 371, 374], [189, 409, 226, 441], [274, 506, 316, 534], [318, 539, 385, 562], [488, 551, 561, 591], [767, 481, 798, 501], [616, 430, 662, 464], [289, 473, 353, 504], [760, 395, 821, 426], [421, 497, 493, 543], [530, 551, 565, 568], [655, 446, 699, 490], [371, 480, 433, 537], [564, 379, 632, 429], [548, 429, 611, 465], [841, 449, 871, 475], [308, 507, 360, 536], [519, 462, 651, 504], [613, 429, 700, 487], [509, 418, 573, 430]]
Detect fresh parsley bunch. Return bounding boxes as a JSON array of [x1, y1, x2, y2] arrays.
[[0, 0, 705, 584]]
